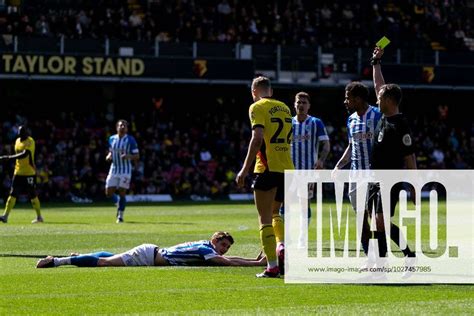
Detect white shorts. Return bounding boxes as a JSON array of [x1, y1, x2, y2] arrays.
[[295, 183, 314, 199], [118, 243, 158, 266], [349, 182, 357, 211], [106, 174, 131, 190], [349, 182, 372, 212]]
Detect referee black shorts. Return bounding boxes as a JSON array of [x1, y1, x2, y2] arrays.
[[366, 182, 407, 217], [10, 174, 37, 198], [252, 171, 284, 202]]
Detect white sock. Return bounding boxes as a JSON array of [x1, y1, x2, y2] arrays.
[[117, 211, 124, 218], [54, 257, 71, 266]]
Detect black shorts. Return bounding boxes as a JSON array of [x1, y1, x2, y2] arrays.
[[366, 182, 407, 217], [252, 171, 284, 202], [10, 174, 37, 197]]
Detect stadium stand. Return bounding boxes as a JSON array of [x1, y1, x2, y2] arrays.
[[0, 0, 472, 51], [0, 1, 472, 202], [0, 84, 471, 202]]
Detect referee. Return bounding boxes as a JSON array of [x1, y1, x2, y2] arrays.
[[368, 46, 417, 259]]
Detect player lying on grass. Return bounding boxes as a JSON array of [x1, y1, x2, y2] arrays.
[[36, 231, 266, 268]]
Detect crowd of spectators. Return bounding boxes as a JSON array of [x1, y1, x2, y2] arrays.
[[0, 101, 471, 202], [411, 104, 472, 169], [0, 107, 252, 202], [0, 1, 471, 203], [0, 0, 472, 50]]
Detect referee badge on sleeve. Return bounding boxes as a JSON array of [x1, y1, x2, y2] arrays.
[[378, 131, 384, 142], [402, 134, 412, 146]]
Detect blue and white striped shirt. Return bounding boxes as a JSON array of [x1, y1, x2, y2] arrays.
[[291, 115, 329, 169], [347, 106, 382, 170], [160, 240, 219, 266], [108, 134, 139, 176]]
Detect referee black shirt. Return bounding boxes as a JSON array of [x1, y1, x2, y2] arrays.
[[371, 113, 415, 169]]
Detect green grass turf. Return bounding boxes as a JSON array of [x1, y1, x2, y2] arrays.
[[0, 202, 472, 314]]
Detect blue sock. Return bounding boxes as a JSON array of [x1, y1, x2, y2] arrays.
[[87, 251, 114, 258], [111, 194, 119, 204], [118, 195, 126, 211], [69, 252, 114, 267], [70, 255, 100, 267]]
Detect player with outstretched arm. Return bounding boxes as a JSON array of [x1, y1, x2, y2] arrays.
[[36, 231, 266, 268], [0, 126, 43, 224]]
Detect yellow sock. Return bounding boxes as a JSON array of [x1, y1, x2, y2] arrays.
[[272, 214, 284, 244], [260, 224, 277, 267], [30, 197, 41, 217], [3, 196, 16, 217]]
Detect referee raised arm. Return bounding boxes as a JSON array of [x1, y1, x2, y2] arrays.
[[371, 47, 417, 170], [368, 47, 417, 263]]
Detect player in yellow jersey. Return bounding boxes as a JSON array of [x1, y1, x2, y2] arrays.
[[0, 126, 43, 223], [236, 76, 294, 278]]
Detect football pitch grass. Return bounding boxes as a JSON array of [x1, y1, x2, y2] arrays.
[[0, 202, 472, 314]]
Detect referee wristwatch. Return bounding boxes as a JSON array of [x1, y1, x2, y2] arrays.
[[370, 57, 381, 66]]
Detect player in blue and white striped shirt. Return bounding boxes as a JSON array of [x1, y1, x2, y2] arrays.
[[105, 119, 139, 223], [291, 92, 330, 171], [346, 103, 382, 170], [333, 82, 382, 255], [36, 231, 267, 268], [280, 92, 330, 216], [334, 82, 382, 176]]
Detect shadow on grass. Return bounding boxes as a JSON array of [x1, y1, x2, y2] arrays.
[[7, 221, 196, 225], [0, 254, 65, 258], [356, 283, 473, 287], [306, 247, 437, 255], [41, 222, 90, 225], [124, 221, 195, 225]]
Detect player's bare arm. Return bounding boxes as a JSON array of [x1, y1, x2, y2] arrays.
[[404, 154, 417, 169], [315, 139, 330, 169], [225, 250, 265, 261], [334, 144, 351, 170], [221, 255, 267, 265], [236, 127, 264, 188], [105, 152, 112, 162], [0, 150, 30, 161], [372, 47, 385, 97], [208, 255, 266, 266]]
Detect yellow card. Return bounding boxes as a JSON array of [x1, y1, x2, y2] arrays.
[[376, 36, 391, 49]]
